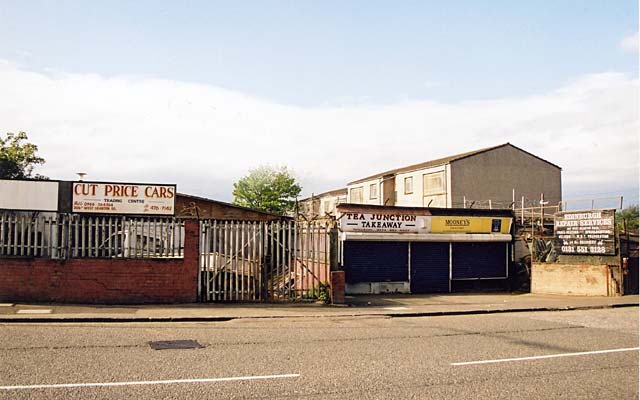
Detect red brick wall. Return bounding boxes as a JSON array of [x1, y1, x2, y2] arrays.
[[0, 220, 200, 304], [331, 271, 345, 304]]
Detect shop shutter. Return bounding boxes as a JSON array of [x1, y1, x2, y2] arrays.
[[410, 242, 450, 293], [343, 241, 408, 284], [452, 242, 507, 279]]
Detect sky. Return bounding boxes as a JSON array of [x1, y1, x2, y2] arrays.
[[0, 1, 638, 207]]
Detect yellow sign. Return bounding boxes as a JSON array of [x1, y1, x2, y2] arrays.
[[429, 216, 512, 234]]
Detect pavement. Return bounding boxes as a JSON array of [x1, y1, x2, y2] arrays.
[[0, 292, 637, 322]]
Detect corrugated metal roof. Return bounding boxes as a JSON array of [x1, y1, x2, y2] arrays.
[[176, 193, 289, 218], [348, 143, 561, 185]]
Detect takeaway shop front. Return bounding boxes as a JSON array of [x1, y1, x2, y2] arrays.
[[337, 204, 513, 294]]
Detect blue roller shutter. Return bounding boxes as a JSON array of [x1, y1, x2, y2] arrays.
[[452, 242, 507, 279], [410, 242, 450, 293], [343, 241, 408, 284]]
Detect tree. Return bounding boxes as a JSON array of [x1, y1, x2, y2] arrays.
[[616, 205, 639, 231], [0, 132, 47, 179], [232, 166, 302, 214]]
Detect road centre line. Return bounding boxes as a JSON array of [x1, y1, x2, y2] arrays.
[[0, 374, 301, 391], [451, 347, 640, 366]]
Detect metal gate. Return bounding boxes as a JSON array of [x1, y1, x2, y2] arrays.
[[199, 220, 333, 302]]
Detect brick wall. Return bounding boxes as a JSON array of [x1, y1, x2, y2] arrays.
[[331, 271, 345, 304], [0, 220, 199, 304]]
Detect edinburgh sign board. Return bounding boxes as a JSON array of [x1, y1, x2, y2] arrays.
[[555, 209, 615, 255]]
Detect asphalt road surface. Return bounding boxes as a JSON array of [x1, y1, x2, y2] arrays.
[[1, 308, 638, 399]]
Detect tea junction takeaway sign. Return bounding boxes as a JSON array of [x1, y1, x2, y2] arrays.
[[554, 209, 616, 255], [340, 212, 428, 233], [72, 182, 176, 215]]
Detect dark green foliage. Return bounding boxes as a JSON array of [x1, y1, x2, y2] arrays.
[[616, 205, 639, 231], [232, 166, 302, 215], [0, 132, 47, 179]]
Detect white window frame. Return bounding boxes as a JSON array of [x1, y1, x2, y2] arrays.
[[404, 176, 413, 194], [423, 171, 446, 196], [369, 183, 378, 199], [350, 187, 363, 203]]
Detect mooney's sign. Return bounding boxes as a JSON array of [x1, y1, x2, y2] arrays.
[[72, 182, 176, 215], [429, 216, 512, 234]]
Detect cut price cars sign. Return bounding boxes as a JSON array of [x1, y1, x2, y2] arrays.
[[72, 182, 176, 215], [555, 210, 615, 255]]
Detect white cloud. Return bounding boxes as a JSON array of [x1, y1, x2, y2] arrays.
[[620, 31, 639, 53], [0, 60, 637, 202]]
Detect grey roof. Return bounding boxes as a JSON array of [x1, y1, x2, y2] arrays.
[[348, 143, 561, 185]]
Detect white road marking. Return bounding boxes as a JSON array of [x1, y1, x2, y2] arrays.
[[0, 303, 14, 307], [384, 307, 409, 310], [0, 374, 301, 390], [16, 309, 52, 314], [451, 347, 640, 366]]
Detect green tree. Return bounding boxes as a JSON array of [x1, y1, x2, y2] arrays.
[[0, 132, 47, 179], [232, 166, 302, 214], [616, 205, 639, 231]]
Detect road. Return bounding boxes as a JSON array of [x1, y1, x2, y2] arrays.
[[1, 308, 638, 399]]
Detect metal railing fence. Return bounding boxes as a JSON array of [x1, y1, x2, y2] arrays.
[[0, 211, 184, 259]]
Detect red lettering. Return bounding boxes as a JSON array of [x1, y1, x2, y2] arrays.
[[74, 183, 98, 196], [144, 186, 174, 198], [104, 184, 140, 197]]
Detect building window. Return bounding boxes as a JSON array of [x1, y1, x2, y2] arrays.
[[323, 199, 335, 215], [350, 187, 363, 203], [423, 171, 446, 208], [404, 177, 413, 194], [423, 171, 445, 195], [369, 184, 378, 199]]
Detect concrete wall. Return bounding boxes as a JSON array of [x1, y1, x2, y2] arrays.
[[531, 262, 621, 296], [451, 145, 561, 208], [0, 220, 199, 304]]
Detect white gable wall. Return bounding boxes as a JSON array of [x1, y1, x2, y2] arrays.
[[394, 164, 451, 208]]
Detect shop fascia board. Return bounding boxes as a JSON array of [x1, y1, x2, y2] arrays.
[[341, 232, 512, 242]]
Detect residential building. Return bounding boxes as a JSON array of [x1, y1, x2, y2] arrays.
[[297, 188, 347, 220], [346, 143, 561, 209]]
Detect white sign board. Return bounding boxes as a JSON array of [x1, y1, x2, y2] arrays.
[[340, 212, 429, 233], [0, 180, 59, 211], [72, 182, 176, 215]]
